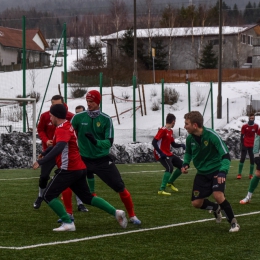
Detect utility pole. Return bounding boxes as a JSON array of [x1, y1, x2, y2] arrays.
[[133, 0, 137, 78], [217, 0, 222, 119]]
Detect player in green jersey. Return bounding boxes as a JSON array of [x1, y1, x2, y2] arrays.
[[181, 111, 240, 232], [71, 90, 141, 225]]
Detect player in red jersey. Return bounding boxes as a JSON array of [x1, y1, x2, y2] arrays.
[[237, 113, 259, 179], [33, 104, 127, 231], [34, 95, 88, 216], [152, 113, 186, 195]]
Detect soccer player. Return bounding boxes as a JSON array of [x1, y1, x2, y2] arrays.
[[152, 113, 186, 196], [240, 127, 260, 204], [33, 104, 127, 231], [71, 90, 141, 225], [35, 95, 88, 214], [181, 111, 240, 232], [237, 113, 258, 179], [75, 105, 85, 113]]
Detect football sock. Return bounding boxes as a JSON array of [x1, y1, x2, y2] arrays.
[[48, 198, 72, 223], [168, 168, 182, 184], [160, 171, 171, 190], [38, 187, 46, 197], [76, 196, 84, 206], [87, 177, 95, 194], [91, 196, 115, 216], [219, 199, 234, 223], [119, 188, 135, 218], [250, 164, 254, 175], [248, 175, 260, 193], [238, 162, 243, 174], [61, 188, 73, 215], [200, 199, 218, 211]]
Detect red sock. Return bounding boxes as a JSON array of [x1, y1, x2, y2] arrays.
[[61, 188, 73, 215], [119, 188, 135, 218]]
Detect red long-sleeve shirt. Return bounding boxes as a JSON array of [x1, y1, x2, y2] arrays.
[[37, 103, 74, 151]]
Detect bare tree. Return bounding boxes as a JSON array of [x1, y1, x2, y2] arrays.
[[160, 5, 177, 69], [109, 0, 128, 57], [138, 0, 160, 58]]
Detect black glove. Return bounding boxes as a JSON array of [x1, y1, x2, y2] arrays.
[[159, 151, 167, 159], [85, 133, 97, 145], [180, 144, 186, 150]]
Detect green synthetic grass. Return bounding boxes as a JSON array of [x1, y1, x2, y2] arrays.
[[0, 161, 259, 259]]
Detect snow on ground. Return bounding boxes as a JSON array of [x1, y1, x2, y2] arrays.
[[0, 49, 260, 144]]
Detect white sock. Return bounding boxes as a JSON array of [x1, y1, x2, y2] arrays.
[[76, 196, 83, 206], [39, 188, 46, 197]]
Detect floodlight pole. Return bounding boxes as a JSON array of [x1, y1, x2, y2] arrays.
[[217, 0, 223, 119]]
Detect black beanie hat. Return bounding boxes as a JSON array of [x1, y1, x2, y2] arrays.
[[50, 104, 67, 119]]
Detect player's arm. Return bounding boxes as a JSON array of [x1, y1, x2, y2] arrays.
[[171, 141, 185, 150], [37, 114, 49, 145], [85, 118, 113, 148], [253, 134, 260, 155], [37, 141, 67, 165], [182, 137, 192, 173]]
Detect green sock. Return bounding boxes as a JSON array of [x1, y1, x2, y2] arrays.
[[48, 198, 72, 223], [91, 196, 116, 216], [238, 163, 244, 174], [248, 175, 260, 193], [168, 169, 182, 184], [159, 172, 171, 190], [250, 164, 254, 175], [87, 177, 95, 194]]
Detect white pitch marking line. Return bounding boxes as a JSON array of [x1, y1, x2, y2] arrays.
[[0, 211, 259, 250]]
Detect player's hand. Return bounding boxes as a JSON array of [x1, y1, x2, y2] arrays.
[[181, 164, 189, 174], [216, 172, 226, 184], [33, 161, 40, 170], [38, 154, 43, 159], [85, 132, 97, 145], [46, 140, 53, 147], [159, 151, 167, 159]]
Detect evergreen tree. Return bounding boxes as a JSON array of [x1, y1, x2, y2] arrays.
[[199, 42, 218, 69], [119, 28, 148, 69], [146, 38, 168, 70], [244, 2, 254, 24], [71, 41, 105, 70]]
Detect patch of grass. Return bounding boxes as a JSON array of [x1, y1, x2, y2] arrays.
[[0, 161, 259, 259]]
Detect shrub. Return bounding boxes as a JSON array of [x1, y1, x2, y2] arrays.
[[7, 105, 22, 122], [195, 89, 205, 106], [151, 101, 160, 111], [70, 85, 88, 98], [121, 91, 130, 100], [150, 88, 157, 98], [164, 87, 179, 105], [29, 91, 41, 103]]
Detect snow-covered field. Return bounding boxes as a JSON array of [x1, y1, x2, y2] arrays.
[[0, 49, 260, 144]]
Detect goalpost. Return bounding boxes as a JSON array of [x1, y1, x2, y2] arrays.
[[0, 97, 36, 162]]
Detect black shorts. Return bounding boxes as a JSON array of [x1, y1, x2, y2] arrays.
[[254, 156, 260, 170], [82, 155, 125, 193], [191, 171, 226, 201]]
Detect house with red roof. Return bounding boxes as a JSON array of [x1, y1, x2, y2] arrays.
[[0, 26, 50, 67]]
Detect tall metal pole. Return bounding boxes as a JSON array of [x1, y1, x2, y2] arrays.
[[133, 0, 137, 78], [64, 23, 67, 103], [22, 16, 26, 132], [217, 0, 223, 119]]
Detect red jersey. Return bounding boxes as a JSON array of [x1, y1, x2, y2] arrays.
[[241, 123, 259, 147], [53, 120, 86, 170], [37, 103, 74, 151], [153, 127, 174, 160]]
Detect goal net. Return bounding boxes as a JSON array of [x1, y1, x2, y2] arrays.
[[0, 97, 37, 162]]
